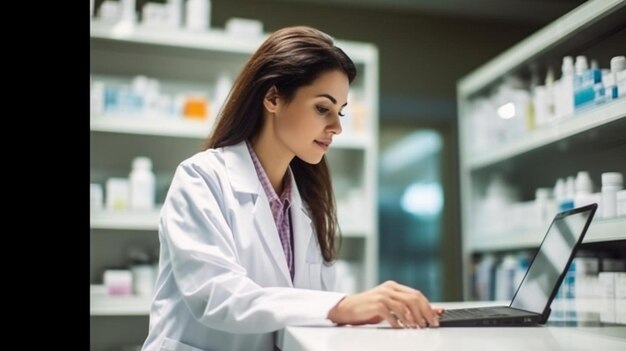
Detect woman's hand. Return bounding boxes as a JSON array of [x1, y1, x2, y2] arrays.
[[327, 280, 444, 328]]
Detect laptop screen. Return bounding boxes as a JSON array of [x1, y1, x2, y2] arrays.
[[510, 207, 594, 314]]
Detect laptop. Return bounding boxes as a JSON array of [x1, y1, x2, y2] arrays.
[[439, 203, 597, 327]]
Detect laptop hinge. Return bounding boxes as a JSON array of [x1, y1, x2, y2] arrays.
[[540, 307, 551, 324]]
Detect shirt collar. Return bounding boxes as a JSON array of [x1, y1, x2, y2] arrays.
[[246, 140, 293, 206]]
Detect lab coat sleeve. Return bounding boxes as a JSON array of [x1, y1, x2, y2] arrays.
[[162, 160, 346, 334]]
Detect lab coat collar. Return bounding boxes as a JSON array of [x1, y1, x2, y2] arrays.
[[223, 141, 314, 286], [223, 142, 260, 195]]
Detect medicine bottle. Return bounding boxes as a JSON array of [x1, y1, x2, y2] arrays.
[[601, 172, 623, 218], [617, 189, 626, 217], [186, 0, 210, 32], [574, 171, 594, 208], [130, 157, 156, 210]]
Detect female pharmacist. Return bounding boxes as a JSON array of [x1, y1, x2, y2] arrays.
[[142, 26, 443, 351]]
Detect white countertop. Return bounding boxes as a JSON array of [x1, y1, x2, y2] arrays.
[[277, 300, 626, 351]]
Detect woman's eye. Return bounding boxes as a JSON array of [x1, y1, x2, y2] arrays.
[[338, 110, 345, 117], [316, 106, 329, 114]]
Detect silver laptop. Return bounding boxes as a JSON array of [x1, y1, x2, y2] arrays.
[[439, 203, 597, 327]]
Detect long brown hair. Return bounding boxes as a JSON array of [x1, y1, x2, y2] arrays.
[[204, 26, 356, 263]]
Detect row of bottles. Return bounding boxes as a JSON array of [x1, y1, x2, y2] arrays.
[[91, 157, 156, 212], [472, 250, 626, 302], [465, 55, 626, 155], [90, 74, 232, 123], [98, 246, 158, 298], [472, 171, 624, 237], [91, 75, 372, 137], [94, 0, 213, 32]]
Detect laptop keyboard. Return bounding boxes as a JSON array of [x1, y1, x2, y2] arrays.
[[442, 308, 507, 319]]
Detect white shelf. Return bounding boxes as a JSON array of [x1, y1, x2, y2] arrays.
[[90, 20, 261, 55], [90, 115, 212, 139], [469, 216, 626, 253], [458, 0, 626, 96], [91, 209, 160, 230], [332, 134, 373, 149], [91, 291, 151, 316], [584, 216, 626, 243], [91, 209, 375, 235], [465, 99, 626, 169], [341, 224, 372, 238], [90, 21, 378, 66], [91, 115, 373, 149]]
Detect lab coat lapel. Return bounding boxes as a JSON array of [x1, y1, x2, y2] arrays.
[[289, 172, 315, 288], [223, 142, 293, 286], [252, 191, 293, 285]]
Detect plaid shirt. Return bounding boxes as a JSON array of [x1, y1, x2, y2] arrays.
[[246, 141, 294, 281]]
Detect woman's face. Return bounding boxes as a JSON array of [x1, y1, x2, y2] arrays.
[[273, 69, 349, 164]]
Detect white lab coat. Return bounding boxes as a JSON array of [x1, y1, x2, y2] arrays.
[[142, 141, 345, 351]]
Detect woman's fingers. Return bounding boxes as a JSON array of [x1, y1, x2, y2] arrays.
[[378, 302, 402, 328], [383, 282, 438, 327], [327, 281, 441, 328], [415, 293, 438, 327], [384, 298, 416, 328]]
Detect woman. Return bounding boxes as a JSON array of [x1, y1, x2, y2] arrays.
[[142, 26, 442, 351]]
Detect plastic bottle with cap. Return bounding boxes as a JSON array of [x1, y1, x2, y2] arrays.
[[556, 56, 574, 119], [610, 55, 626, 99], [120, 0, 137, 24], [601, 172, 623, 218], [185, 0, 210, 32], [574, 55, 599, 109], [554, 178, 566, 212], [616, 189, 626, 217], [128, 246, 156, 297], [130, 157, 156, 210], [535, 188, 553, 229], [574, 171, 594, 208], [562, 176, 576, 211]]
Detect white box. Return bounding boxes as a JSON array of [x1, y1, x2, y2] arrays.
[[616, 272, 626, 299], [598, 272, 615, 298], [104, 269, 133, 296]]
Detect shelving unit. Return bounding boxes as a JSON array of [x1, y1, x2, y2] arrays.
[[457, 0, 626, 299], [464, 98, 626, 170], [90, 210, 161, 230], [91, 209, 374, 238], [91, 286, 151, 316], [91, 20, 378, 350], [470, 216, 626, 252]]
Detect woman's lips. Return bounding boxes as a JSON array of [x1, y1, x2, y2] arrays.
[[314, 140, 331, 151]]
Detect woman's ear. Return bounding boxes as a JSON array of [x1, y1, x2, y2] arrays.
[[263, 86, 280, 113]]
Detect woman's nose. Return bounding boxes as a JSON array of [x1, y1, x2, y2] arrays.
[[328, 114, 343, 135]]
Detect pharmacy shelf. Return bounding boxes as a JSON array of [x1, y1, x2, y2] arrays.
[[90, 21, 377, 65], [90, 21, 261, 55], [458, 0, 626, 97], [91, 209, 373, 235], [464, 98, 626, 169], [91, 292, 151, 316], [91, 115, 211, 139], [91, 115, 373, 149], [469, 216, 626, 252], [91, 209, 161, 230], [456, 0, 625, 301], [332, 134, 373, 149], [549, 298, 626, 325], [341, 224, 371, 238]]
